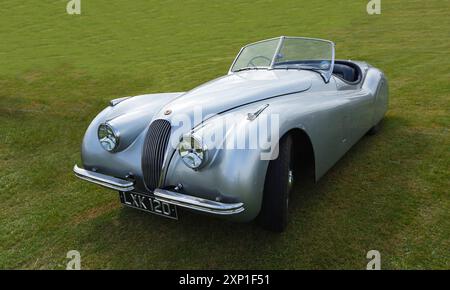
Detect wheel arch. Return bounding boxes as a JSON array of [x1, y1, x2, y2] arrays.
[[263, 127, 316, 187], [288, 128, 316, 183], [258, 127, 316, 230]]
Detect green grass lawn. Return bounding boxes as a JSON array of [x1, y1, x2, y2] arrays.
[[0, 0, 448, 269]]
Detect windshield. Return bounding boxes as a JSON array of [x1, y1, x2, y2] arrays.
[[230, 36, 335, 82], [231, 38, 279, 71]]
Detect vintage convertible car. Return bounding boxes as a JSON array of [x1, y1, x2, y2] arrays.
[[74, 36, 388, 231]]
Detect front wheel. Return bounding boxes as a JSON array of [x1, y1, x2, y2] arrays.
[[258, 134, 294, 232]]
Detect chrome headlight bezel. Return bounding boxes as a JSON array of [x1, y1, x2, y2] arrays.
[[98, 123, 120, 152], [177, 134, 208, 170]]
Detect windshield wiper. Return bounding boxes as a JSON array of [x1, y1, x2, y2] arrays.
[[233, 67, 260, 72], [298, 65, 325, 70], [273, 65, 327, 81], [298, 66, 324, 74], [297, 66, 328, 82], [274, 65, 324, 73]]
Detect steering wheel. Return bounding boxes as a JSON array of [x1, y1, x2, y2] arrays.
[[248, 55, 272, 67]]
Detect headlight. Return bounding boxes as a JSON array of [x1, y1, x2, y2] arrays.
[[98, 123, 119, 152], [178, 134, 207, 169]]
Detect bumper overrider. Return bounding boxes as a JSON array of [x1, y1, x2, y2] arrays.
[[73, 165, 245, 215]]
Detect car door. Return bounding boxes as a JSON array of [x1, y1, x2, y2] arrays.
[[345, 88, 375, 145]]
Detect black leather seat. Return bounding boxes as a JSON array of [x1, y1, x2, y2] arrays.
[[333, 64, 356, 82]]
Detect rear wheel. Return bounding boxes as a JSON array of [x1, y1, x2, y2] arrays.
[[259, 134, 294, 232]]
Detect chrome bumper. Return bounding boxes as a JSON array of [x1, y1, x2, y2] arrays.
[[73, 165, 244, 216], [154, 188, 245, 215], [73, 165, 135, 192]]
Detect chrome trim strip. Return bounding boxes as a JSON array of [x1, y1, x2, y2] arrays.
[[269, 35, 284, 69], [73, 165, 135, 192], [228, 45, 245, 74], [109, 96, 130, 107], [154, 188, 245, 215], [247, 104, 269, 121]]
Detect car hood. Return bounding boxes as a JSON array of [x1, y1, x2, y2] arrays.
[[156, 70, 313, 126], [102, 70, 313, 149]]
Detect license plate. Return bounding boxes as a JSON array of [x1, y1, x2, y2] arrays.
[[119, 191, 178, 220]]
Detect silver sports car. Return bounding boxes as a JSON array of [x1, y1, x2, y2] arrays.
[[74, 36, 388, 232]]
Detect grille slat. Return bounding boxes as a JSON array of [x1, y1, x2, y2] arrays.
[[142, 119, 172, 191]]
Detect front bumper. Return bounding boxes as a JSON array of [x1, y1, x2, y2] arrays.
[[153, 188, 244, 215], [73, 165, 245, 216], [73, 165, 135, 191]]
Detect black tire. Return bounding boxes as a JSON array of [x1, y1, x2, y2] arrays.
[[259, 134, 294, 232], [367, 119, 383, 135]]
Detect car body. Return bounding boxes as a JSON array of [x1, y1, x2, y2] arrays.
[[74, 36, 388, 231]]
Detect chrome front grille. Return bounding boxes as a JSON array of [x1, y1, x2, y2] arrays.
[[141, 119, 172, 191]]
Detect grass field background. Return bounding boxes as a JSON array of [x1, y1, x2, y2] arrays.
[[0, 0, 448, 269]]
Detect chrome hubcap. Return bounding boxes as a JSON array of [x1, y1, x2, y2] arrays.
[[288, 169, 294, 191], [286, 168, 294, 208]]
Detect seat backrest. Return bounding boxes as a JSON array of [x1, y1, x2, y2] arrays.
[[333, 64, 356, 82]]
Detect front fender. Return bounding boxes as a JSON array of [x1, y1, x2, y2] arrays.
[[165, 103, 278, 222], [80, 92, 184, 183], [164, 99, 316, 222], [164, 89, 350, 222]]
